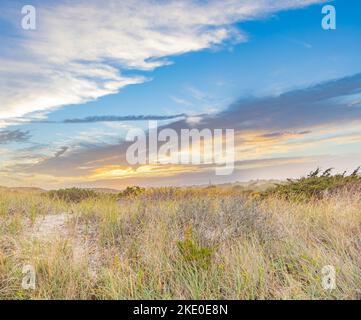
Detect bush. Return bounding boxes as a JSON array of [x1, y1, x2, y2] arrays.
[[47, 188, 98, 203], [263, 167, 361, 201], [118, 186, 145, 198], [177, 226, 214, 269]]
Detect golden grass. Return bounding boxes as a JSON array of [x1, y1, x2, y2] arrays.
[[0, 187, 361, 299]]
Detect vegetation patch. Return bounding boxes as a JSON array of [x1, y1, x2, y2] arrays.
[[2, 172, 361, 299], [118, 186, 145, 199], [262, 167, 361, 201], [47, 188, 99, 203], [177, 226, 215, 270]]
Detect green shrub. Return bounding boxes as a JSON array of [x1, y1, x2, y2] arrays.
[[118, 186, 145, 198], [47, 188, 98, 203], [263, 167, 361, 201], [177, 226, 214, 269]]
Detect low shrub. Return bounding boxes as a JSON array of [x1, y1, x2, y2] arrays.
[[47, 188, 99, 203], [263, 167, 361, 201], [177, 226, 214, 269], [118, 186, 145, 198]]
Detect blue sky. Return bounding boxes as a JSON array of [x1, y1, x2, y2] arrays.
[[1, 0, 361, 189]]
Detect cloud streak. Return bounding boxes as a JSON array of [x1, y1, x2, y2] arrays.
[[0, 129, 31, 144], [63, 114, 187, 123], [54, 146, 69, 158]]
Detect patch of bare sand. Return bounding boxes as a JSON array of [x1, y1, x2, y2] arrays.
[[27, 213, 72, 240], [24, 213, 100, 278]]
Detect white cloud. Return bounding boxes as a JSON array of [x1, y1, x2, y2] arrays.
[[0, 0, 323, 126]]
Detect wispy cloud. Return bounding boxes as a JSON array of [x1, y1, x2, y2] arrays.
[[2, 113, 187, 125], [54, 146, 69, 158], [259, 131, 311, 139], [0, 0, 323, 126], [0, 129, 31, 144], [170, 96, 193, 107], [284, 36, 313, 49], [187, 72, 361, 132], [62, 114, 187, 123]]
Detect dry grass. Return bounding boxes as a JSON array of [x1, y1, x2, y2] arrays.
[[1, 186, 361, 300]]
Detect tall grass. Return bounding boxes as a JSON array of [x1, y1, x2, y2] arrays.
[[1, 179, 361, 299]]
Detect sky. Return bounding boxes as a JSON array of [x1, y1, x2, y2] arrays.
[[1, 0, 361, 189]]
